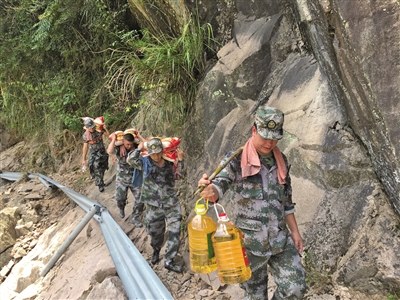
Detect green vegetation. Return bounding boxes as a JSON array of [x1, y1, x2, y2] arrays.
[[0, 0, 126, 136], [0, 0, 213, 147], [106, 17, 212, 135], [387, 290, 400, 300]]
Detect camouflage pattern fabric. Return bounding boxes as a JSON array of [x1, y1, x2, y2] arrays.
[[144, 204, 182, 263], [212, 151, 306, 300], [128, 149, 183, 208], [254, 106, 284, 140], [114, 146, 144, 219], [131, 186, 144, 221], [115, 182, 144, 220], [83, 130, 108, 188], [242, 238, 306, 300], [128, 149, 183, 262]]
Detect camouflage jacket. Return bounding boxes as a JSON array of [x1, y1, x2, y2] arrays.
[[213, 151, 295, 255], [82, 130, 106, 153], [127, 149, 183, 208], [114, 146, 141, 186]]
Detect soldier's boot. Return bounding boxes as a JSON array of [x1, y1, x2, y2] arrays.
[[89, 166, 95, 179], [151, 249, 160, 265], [164, 259, 183, 273], [98, 178, 105, 192], [118, 207, 125, 218], [131, 204, 144, 227]]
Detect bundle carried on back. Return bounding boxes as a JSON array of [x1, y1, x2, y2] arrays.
[[81, 116, 107, 144], [142, 137, 181, 165], [110, 128, 141, 146], [94, 116, 105, 131], [161, 137, 181, 164], [82, 116, 105, 132]]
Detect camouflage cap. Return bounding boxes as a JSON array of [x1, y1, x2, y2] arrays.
[[83, 118, 95, 129], [254, 106, 284, 140], [146, 138, 163, 155]]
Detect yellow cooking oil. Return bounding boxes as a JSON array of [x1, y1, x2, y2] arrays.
[[188, 199, 217, 273], [212, 212, 251, 284]]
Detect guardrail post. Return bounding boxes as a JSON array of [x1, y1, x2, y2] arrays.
[[40, 205, 99, 277]]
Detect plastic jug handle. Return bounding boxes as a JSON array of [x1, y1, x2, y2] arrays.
[[194, 198, 209, 215], [213, 203, 227, 221], [195, 198, 209, 210]]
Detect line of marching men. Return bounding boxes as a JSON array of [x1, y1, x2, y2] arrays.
[[81, 116, 184, 273]]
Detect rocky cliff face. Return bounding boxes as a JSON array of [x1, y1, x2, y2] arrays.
[[184, 0, 400, 297], [295, 0, 400, 215]]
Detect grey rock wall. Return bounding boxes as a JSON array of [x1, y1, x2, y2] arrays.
[[333, 0, 400, 215], [294, 0, 400, 214]]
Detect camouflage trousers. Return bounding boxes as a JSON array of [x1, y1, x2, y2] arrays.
[[241, 238, 306, 300], [88, 151, 108, 187], [144, 204, 182, 263], [115, 181, 144, 220]]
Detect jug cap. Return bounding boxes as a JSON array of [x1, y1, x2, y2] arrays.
[[195, 203, 207, 215], [218, 212, 229, 221]]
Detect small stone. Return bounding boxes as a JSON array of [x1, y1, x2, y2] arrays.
[[13, 247, 27, 259], [24, 193, 43, 200]]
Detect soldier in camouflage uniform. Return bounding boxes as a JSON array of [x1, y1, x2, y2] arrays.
[[199, 106, 307, 300], [127, 137, 184, 273], [107, 131, 144, 224], [81, 118, 109, 192]]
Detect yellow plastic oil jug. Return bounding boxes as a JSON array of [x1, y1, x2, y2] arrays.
[[187, 199, 217, 273], [212, 204, 251, 284]]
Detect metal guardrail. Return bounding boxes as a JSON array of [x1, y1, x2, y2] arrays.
[[0, 171, 173, 300]]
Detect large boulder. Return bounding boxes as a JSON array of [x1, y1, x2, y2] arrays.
[[0, 207, 20, 254], [294, 0, 400, 214], [331, 0, 400, 214], [86, 276, 127, 300]]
